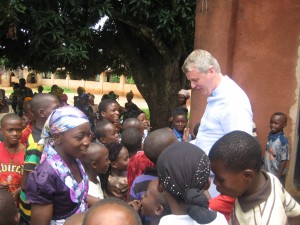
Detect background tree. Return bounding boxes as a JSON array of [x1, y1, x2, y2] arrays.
[[0, 0, 196, 129]]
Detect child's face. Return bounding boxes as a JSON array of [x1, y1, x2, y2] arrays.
[[57, 122, 91, 160], [269, 115, 286, 134], [177, 94, 187, 105], [172, 115, 187, 132], [141, 179, 161, 217], [23, 105, 35, 122], [211, 160, 248, 198], [0, 119, 23, 146], [101, 123, 119, 144], [21, 115, 30, 129], [113, 147, 129, 172], [94, 147, 110, 174], [137, 113, 149, 129], [101, 103, 120, 124]]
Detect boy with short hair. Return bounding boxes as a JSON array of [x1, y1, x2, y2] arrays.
[[209, 130, 300, 225], [123, 118, 144, 135], [19, 93, 60, 223], [129, 179, 171, 225], [0, 189, 20, 225], [82, 143, 110, 206], [129, 127, 178, 201], [121, 128, 153, 192], [95, 120, 119, 144], [171, 109, 190, 142], [264, 112, 289, 185], [0, 114, 25, 200]]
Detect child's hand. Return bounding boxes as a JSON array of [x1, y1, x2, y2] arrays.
[[183, 127, 190, 142], [128, 200, 141, 212], [11, 187, 21, 201]]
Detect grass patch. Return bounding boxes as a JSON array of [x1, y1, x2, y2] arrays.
[[141, 108, 150, 120], [43, 86, 73, 93]]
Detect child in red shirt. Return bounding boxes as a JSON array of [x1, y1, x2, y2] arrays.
[[0, 113, 25, 202]]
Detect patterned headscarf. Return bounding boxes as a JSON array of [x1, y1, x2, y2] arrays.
[[178, 89, 190, 99], [157, 142, 216, 224], [42, 105, 89, 140]]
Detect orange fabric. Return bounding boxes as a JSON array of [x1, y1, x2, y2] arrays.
[[127, 151, 154, 191], [20, 123, 33, 146], [209, 194, 236, 222]]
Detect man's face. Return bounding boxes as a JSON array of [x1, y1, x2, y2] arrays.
[[211, 160, 248, 198], [185, 68, 215, 96]]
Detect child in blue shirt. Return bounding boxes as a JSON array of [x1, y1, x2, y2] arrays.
[[264, 112, 289, 186], [171, 109, 190, 142]]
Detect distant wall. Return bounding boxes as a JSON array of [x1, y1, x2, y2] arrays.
[[0, 70, 142, 98]]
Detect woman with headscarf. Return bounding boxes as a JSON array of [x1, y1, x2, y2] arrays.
[[169, 89, 190, 129], [177, 89, 190, 110], [156, 142, 227, 225], [26, 106, 91, 225]]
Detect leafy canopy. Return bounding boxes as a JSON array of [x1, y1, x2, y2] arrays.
[[0, 0, 195, 79]]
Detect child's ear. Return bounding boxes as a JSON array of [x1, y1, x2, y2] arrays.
[[242, 169, 254, 183], [37, 108, 45, 118], [101, 111, 106, 118], [157, 180, 164, 193], [52, 133, 62, 145], [99, 137, 106, 144], [91, 161, 97, 169], [111, 161, 118, 169], [155, 204, 164, 216]]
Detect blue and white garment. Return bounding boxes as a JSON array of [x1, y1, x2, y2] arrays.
[[264, 131, 289, 176]]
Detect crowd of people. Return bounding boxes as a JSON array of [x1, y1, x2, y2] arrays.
[[0, 49, 299, 225]]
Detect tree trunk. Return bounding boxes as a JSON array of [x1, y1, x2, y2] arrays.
[[116, 24, 186, 130]]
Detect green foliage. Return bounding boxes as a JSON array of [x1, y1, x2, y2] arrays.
[[141, 108, 150, 120], [126, 76, 135, 84], [43, 86, 73, 93], [0, 0, 195, 77], [109, 74, 120, 83]]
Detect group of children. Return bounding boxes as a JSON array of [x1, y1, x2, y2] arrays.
[[0, 85, 299, 225]]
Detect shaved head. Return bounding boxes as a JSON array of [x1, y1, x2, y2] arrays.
[[0, 189, 19, 225], [144, 127, 178, 164], [30, 93, 59, 116], [82, 143, 107, 163], [83, 197, 142, 225]]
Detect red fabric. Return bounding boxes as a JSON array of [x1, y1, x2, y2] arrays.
[[127, 151, 154, 191], [209, 194, 236, 222], [20, 123, 33, 147], [0, 142, 25, 192]]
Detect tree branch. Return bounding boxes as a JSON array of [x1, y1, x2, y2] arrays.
[[110, 10, 170, 58]]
